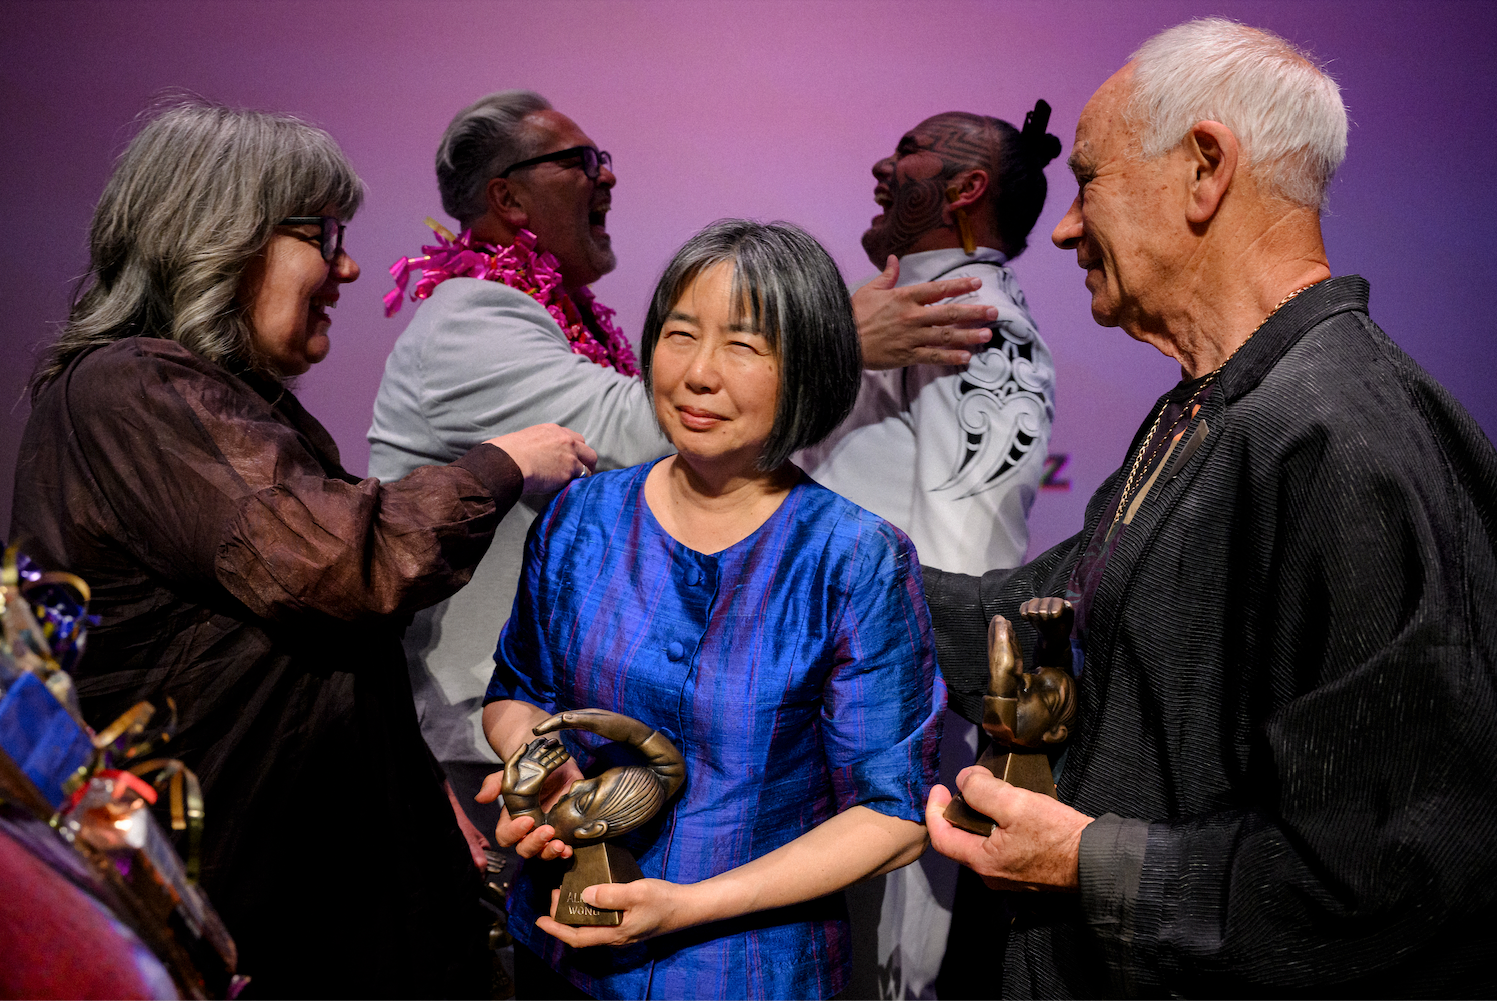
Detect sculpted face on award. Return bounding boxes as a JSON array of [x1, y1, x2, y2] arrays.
[[944, 597, 1079, 837], [500, 708, 685, 926]]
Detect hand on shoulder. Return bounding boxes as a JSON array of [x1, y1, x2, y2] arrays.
[[854, 255, 997, 369], [486, 424, 597, 494]]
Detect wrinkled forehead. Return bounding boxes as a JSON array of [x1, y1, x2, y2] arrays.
[[1072, 65, 1139, 167]]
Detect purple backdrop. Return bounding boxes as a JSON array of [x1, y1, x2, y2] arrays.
[[3, 0, 1493, 559]]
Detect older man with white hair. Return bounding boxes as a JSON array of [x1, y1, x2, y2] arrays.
[[922, 18, 1497, 997]]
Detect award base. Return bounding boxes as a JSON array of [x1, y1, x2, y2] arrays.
[[556, 842, 644, 926], [943, 746, 1057, 837]]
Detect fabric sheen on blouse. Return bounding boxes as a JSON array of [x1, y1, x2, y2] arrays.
[[8, 336, 522, 998], [486, 460, 946, 1000]]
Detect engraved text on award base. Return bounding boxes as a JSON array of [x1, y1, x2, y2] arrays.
[[556, 842, 645, 926]]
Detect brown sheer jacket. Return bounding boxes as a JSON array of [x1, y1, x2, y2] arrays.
[[9, 337, 522, 998]]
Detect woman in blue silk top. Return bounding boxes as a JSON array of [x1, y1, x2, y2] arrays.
[[480, 220, 946, 1000]]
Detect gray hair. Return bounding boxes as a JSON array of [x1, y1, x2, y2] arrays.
[[1129, 18, 1347, 210], [34, 98, 363, 389], [435, 90, 553, 226], [640, 220, 861, 472]]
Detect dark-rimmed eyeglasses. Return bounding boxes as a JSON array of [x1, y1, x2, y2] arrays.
[[498, 146, 612, 181], [278, 215, 345, 262]]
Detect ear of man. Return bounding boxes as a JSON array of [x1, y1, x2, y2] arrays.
[[942, 168, 991, 219], [485, 175, 531, 230], [1182, 120, 1239, 226]]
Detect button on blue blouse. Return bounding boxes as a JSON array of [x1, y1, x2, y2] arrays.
[[486, 460, 945, 1000]]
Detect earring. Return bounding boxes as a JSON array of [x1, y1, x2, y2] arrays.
[[946, 187, 977, 255]]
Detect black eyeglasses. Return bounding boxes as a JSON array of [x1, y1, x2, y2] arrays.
[[498, 145, 612, 181], [278, 215, 345, 261]]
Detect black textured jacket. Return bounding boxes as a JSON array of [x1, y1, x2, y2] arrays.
[[924, 277, 1497, 998]]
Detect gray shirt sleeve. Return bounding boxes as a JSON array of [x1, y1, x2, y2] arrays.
[[369, 277, 669, 481]]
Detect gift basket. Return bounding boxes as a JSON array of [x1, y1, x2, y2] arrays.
[[0, 546, 242, 999]]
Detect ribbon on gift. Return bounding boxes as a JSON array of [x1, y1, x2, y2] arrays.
[[126, 758, 204, 882], [2, 545, 90, 718]]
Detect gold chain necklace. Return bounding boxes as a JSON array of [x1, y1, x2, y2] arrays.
[[1107, 280, 1324, 533]]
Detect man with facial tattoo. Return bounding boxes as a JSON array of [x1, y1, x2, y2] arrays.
[[804, 104, 1062, 581], [799, 103, 1063, 1000]]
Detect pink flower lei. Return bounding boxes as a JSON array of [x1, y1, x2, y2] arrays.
[[384, 221, 640, 378]]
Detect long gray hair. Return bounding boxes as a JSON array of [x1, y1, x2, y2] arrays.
[[32, 99, 364, 390]]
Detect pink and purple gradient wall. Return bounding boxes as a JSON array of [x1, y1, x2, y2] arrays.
[[3, 0, 1494, 558]]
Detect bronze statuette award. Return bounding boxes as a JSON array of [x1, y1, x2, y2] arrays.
[[500, 708, 685, 926], [944, 597, 1078, 836]]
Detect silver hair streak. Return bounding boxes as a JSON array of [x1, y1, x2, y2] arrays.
[[435, 90, 553, 226], [1129, 18, 1348, 210], [35, 98, 363, 389]]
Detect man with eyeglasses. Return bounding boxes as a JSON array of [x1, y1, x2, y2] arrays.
[[367, 92, 1003, 900], [369, 93, 665, 879]]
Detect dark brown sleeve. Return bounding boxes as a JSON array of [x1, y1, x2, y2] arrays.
[[62, 342, 513, 624], [450, 442, 523, 512]]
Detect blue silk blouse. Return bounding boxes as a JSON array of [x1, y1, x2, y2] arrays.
[[485, 459, 945, 999]]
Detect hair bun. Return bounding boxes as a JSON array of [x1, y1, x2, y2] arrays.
[[1020, 99, 1063, 167]]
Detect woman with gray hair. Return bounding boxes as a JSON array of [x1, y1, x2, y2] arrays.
[[9, 99, 594, 997], [481, 220, 945, 1000]]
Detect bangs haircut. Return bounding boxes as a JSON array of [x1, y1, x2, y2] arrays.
[[34, 97, 364, 389], [640, 220, 861, 471]]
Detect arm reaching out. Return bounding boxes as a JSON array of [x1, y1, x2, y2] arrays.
[[485, 423, 597, 494], [535, 804, 927, 948], [854, 255, 998, 369], [445, 781, 490, 871]]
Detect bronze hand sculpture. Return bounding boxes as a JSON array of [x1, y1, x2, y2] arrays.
[[501, 708, 685, 925], [943, 598, 1078, 837]]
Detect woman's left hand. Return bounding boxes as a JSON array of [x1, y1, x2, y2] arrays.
[[535, 879, 705, 947]]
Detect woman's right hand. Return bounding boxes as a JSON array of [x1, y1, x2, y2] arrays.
[[486, 424, 597, 494], [477, 759, 585, 861]]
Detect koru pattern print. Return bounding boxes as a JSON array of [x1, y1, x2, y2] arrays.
[[935, 275, 1052, 500]]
